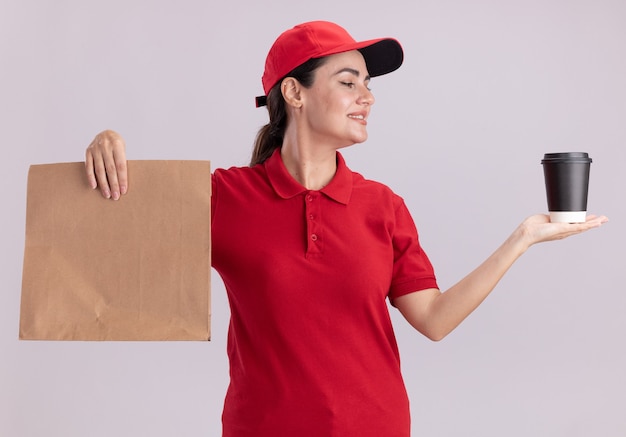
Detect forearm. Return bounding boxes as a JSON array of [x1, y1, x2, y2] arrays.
[[427, 228, 530, 339], [395, 226, 532, 341]]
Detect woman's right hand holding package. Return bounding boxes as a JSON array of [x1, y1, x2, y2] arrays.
[[85, 129, 128, 200]]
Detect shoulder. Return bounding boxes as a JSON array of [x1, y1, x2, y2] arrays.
[[211, 164, 274, 211], [213, 163, 267, 188], [350, 170, 405, 208], [213, 163, 261, 179]]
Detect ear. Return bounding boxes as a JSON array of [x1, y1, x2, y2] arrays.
[[281, 77, 303, 109]]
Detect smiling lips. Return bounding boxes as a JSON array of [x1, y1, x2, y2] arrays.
[[348, 113, 367, 124]]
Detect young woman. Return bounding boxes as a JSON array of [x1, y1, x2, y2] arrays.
[[84, 21, 607, 437]]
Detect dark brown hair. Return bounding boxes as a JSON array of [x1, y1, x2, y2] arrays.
[[250, 57, 328, 166]]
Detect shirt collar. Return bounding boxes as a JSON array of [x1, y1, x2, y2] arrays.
[[265, 148, 353, 205]]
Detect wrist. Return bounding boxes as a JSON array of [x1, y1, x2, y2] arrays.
[[507, 224, 533, 257]]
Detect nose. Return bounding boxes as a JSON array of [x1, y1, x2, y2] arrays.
[[358, 84, 375, 106]]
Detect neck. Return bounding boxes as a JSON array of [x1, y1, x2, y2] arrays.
[[280, 139, 337, 190]]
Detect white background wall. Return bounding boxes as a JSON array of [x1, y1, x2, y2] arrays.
[[2, 1, 625, 436]]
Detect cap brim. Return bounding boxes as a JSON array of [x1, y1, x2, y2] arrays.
[[357, 38, 404, 77], [313, 37, 403, 77]]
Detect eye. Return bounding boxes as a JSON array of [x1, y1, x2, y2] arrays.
[[340, 81, 372, 92]]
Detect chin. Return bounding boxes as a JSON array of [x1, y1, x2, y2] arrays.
[[350, 133, 368, 145], [337, 138, 366, 150]]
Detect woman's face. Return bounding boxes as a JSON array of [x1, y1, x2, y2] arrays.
[[299, 50, 375, 149]]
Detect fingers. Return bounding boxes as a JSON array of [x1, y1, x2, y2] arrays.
[[581, 214, 609, 232], [586, 214, 609, 225], [85, 148, 98, 190], [562, 215, 608, 235], [113, 146, 128, 196], [85, 130, 128, 200], [549, 216, 604, 238]]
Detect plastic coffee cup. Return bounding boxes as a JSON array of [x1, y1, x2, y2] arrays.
[[541, 152, 592, 223]]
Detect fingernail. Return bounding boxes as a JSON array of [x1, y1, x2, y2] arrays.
[[112, 191, 120, 201], [120, 185, 127, 195]]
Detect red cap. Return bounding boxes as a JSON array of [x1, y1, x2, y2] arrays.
[[256, 21, 403, 107]]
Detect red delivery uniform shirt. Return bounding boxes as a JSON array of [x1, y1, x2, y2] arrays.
[[211, 148, 438, 437]]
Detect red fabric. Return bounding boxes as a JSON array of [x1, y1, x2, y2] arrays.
[[211, 149, 438, 437]]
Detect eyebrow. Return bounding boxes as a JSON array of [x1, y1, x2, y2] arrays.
[[334, 67, 371, 81]]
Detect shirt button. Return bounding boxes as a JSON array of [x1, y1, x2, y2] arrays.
[[309, 214, 314, 220], [310, 234, 318, 241], [307, 195, 313, 202]]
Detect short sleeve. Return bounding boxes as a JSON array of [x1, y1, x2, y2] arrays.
[[388, 199, 438, 300]]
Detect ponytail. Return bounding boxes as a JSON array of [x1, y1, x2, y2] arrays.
[[250, 87, 286, 166], [250, 57, 329, 166]]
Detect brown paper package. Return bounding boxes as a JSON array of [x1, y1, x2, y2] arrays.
[[19, 161, 211, 341]]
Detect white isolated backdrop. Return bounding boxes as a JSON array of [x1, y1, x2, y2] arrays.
[[1, 1, 625, 436]]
